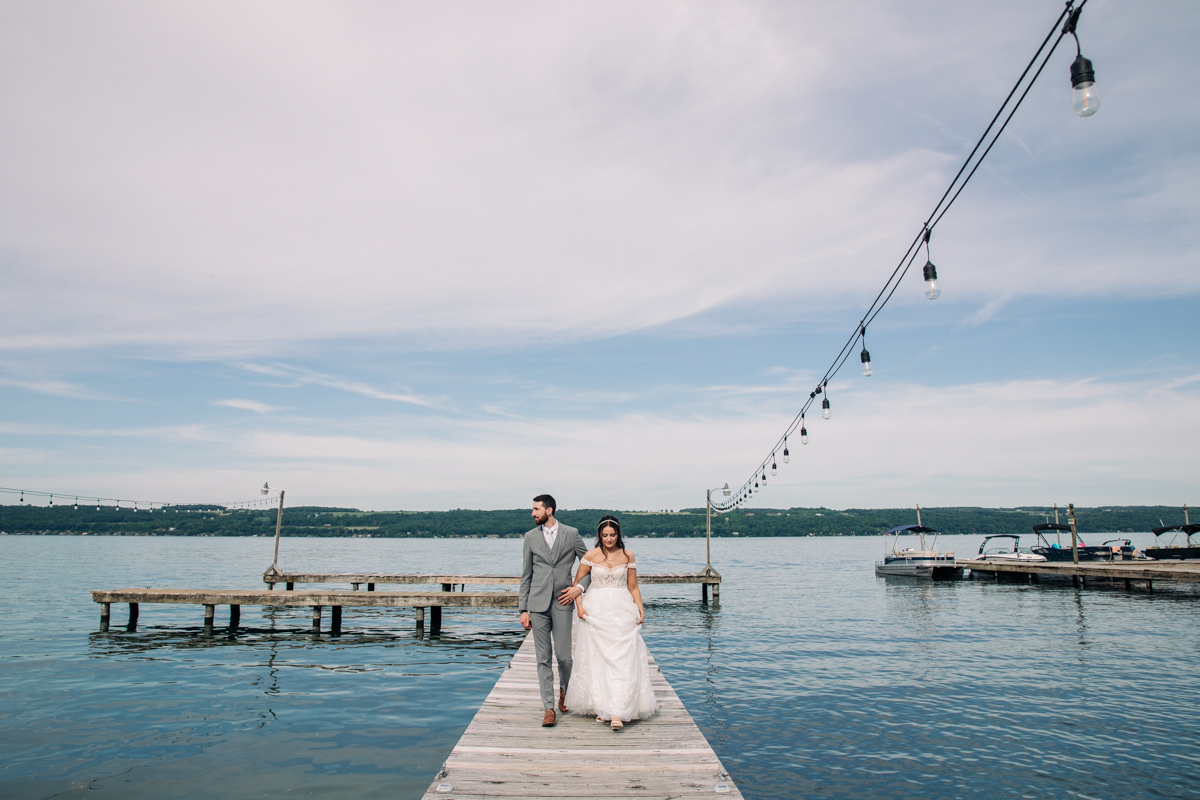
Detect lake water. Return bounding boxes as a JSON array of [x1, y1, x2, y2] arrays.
[[2, 533, 1198, 800]]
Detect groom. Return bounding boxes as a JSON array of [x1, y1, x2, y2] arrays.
[[519, 494, 589, 727]]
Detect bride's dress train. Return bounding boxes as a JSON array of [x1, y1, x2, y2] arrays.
[[566, 558, 657, 722]]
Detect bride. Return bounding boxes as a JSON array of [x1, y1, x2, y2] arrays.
[[565, 515, 658, 730]]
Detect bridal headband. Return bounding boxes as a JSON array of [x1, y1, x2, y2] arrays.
[[597, 516, 621, 533]]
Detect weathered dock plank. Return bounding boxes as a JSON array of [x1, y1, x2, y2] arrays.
[[265, 572, 720, 587], [263, 571, 723, 600], [421, 634, 742, 800], [90, 588, 517, 633], [92, 588, 517, 607]]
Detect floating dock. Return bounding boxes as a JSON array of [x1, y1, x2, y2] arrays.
[[420, 633, 743, 800], [959, 558, 1200, 589]]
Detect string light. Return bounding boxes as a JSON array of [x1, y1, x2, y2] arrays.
[[1, 486, 276, 513], [1064, 6, 1100, 117], [708, 2, 1097, 514], [921, 228, 941, 300], [783, 438, 790, 463], [860, 326, 873, 377], [771, 454, 778, 476]]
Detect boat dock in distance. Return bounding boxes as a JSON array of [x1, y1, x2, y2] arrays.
[[420, 633, 743, 800], [958, 559, 1200, 590]]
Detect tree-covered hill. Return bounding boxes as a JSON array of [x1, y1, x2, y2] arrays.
[[0, 503, 1186, 538]]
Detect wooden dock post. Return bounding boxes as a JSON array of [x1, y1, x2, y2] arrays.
[[331, 606, 342, 635], [312, 606, 322, 634], [203, 604, 214, 635], [430, 605, 442, 633], [230, 604, 241, 633], [100, 602, 111, 632], [126, 602, 139, 632], [421, 633, 744, 799]]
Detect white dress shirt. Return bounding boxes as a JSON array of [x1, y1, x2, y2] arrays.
[[541, 521, 559, 550]]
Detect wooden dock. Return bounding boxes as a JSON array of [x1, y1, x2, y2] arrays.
[[420, 633, 743, 800], [90, 588, 516, 634], [93, 568, 723, 635], [959, 558, 1200, 589], [263, 570, 723, 600]]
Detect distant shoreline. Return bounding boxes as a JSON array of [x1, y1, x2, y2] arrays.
[[0, 504, 1186, 538]]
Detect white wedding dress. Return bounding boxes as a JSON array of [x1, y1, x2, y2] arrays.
[[566, 558, 658, 722]]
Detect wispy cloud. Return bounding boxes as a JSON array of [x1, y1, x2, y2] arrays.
[[0, 377, 109, 401], [213, 398, 282, 414], [234, 363, 448, 409], [962, 295, 1013, 328]]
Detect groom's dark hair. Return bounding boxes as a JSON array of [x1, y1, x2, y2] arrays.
[[533, 494, 556, 514]]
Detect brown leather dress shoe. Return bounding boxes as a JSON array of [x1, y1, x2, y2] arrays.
[[542, 709, 556, 727], [558, 689, 569, 714]]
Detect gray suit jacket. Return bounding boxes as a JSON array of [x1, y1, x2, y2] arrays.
[[519, 524, 590, 614]]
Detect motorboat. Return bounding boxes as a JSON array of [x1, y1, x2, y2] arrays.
[[1029, 523, 1117, 562], [1100, 538, 1153, 561], [1145, 523, 1200, 561], [875, 522, 962, 580], [975, 534, 1047, 563]]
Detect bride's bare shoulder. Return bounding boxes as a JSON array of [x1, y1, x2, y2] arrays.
[[583, 547, 603, 561], [623, 549, 636, 565]]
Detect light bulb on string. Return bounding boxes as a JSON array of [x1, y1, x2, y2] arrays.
[[49, 494, 53, 506], [761, 469, 767, 485], [1064, 7, 1100, 117], [801, 415, 809, 445], [783, 438, 790, 463], [74, 498, 79, 510], [860, 325, 873, 377], [821, 383, 831, 420], [771, 454, 777, 476], [922, 228, 941, 300]]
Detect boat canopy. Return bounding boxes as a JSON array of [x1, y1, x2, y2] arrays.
[[884, 524, 938, 535], [1152, 523, 1200, 536], [1032, 523, 1072, 533]]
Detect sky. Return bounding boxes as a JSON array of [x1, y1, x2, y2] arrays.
[[1, 0, 1197, 513]]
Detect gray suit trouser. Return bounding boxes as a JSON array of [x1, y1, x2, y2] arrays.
[[530, 600, 575, 710]]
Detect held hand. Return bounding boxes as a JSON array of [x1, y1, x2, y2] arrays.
[[576, 603, 588, 620], [520, 611, 531, 630], [637, 607, 644, 625], [557, 585, 581, 606]]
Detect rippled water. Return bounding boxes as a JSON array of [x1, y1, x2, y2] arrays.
[[2, 533, 1197, 800]]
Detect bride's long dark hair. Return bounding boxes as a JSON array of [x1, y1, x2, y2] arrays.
[[595, 514, 627, 555]]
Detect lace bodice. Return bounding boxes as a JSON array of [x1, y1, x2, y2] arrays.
[[583, 557, 635, 589]]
